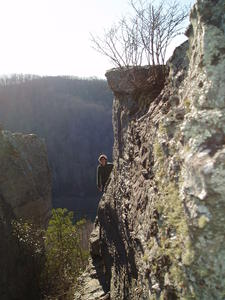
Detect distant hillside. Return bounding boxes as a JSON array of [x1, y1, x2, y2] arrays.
[[0, 75, 113, 219]]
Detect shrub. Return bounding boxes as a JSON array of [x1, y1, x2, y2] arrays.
[[12, 208, 89, 300], [41, 208, 89, 299]]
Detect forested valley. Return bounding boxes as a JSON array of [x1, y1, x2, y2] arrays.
[[0, 75, 113, 220]]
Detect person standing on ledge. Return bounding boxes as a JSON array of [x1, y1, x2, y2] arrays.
[[97, 154, 113, 192]]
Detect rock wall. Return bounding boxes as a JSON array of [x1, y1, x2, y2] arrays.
[[0, 130, 51, 224], [0, 130, 52, 299], [75, 0, 225, 299]]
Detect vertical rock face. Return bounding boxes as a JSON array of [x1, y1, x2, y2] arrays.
[[0, 130, 52, 300], [75, 0, 225, 299], [0, 130, 52, 224]]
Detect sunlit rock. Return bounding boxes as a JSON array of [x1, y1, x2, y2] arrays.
[[75, 0, 225, 299]]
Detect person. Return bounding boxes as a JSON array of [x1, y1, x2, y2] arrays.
[[97, 154, 113, 192]]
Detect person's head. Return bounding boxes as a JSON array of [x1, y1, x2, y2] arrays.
[[98, 154, 107, 166]]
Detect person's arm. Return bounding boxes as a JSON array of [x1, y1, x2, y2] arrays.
[[97, 166, 102, 191], [104, 163, 114, 189]]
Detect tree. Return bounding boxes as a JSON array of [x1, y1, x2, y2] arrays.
[[41, 208, 89, 299], [11, 209, 90, 299], [91, 0, 189, 71], [10, 218, 45, 299]]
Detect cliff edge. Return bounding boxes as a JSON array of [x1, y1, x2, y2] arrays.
[[75, 0, 225, 299], [0, 129, 52, 299], [0, 130, 51, 224]]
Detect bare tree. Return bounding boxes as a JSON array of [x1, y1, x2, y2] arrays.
[[91, 0, 189, 71]]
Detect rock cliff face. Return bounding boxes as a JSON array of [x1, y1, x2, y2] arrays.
[[0, 130, 51, 299], [75, 0, 225, 299], [0, 130, 51, 224]]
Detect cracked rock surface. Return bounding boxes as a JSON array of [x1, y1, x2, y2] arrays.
[[74, 0, 225, 299], [0, 130, 51, 224]]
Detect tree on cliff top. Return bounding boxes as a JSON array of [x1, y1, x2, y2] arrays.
[[91, 0, 189, 69]]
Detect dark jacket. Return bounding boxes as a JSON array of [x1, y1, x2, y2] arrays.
[[97, 162, 113, 190]]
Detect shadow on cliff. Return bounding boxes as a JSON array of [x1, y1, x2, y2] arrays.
[[0, 194, 43, 300], [94, 200, 138, 297]]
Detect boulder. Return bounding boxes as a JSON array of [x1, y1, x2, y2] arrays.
[[0, 130, 51, 225]]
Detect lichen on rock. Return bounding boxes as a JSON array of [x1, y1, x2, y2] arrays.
[[74, 0, 225, 299]]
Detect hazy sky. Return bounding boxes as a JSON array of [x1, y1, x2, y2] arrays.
[[0, 0, 195, 78]]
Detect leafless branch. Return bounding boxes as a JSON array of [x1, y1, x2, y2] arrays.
[[90, 0, 190, 74]]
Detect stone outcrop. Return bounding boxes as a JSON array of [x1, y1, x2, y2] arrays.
[[0, 130, 52, 300], [106, 65, 166, 96], [0, 130, 51, 224], [75, 0, 225, 299]]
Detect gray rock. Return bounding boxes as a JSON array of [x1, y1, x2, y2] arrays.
[[90, 225, 101, 257], [0, 130, 51, 225], [75, 0, 225, 299], [0, 129, 52, 300], [105, 65, 165, 95]]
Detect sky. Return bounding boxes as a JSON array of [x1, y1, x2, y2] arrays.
[[0, 0, 195, 79]]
